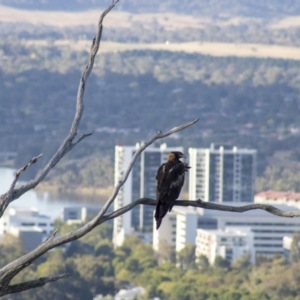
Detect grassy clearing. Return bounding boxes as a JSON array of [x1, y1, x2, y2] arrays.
[[0, 4, 258, 29], [2, 4, 300, 61], [23, 39, 300, 61]]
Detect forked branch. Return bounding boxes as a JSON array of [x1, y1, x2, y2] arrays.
[[0, 0, 120, 219], [0, 118, 199, 295]]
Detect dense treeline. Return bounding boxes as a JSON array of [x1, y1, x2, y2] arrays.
[[3, 223, 300, 300], [2, 43, 300, 188], [2, 22, 300, 47], [3, 42, 300, 87]]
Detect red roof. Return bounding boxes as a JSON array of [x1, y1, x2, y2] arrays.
[[255, 191, 300, 201]]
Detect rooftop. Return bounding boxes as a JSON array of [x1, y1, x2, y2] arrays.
[[255, 191, 300, 201]]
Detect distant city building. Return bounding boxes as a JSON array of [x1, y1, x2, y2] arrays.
[[9, 226, 43, 252], [153, 212, 177, 252], [153, 203, 300, 262], [153, 207, 198, 253], [61, 206, 99, 224], [175, 207, 198, 252], [189, 143, 257, 202], [200, 203, 300, 259], [113, 143, 184, 247], [0, 207, 53, 251], [255, 191, 300, 209], [195, 227, 255, 264]]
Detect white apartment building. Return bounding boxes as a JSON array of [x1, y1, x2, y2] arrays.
[[153, 212, 177, 252], [189, 144, 256, 203], [175, 207, 198, 252], [114, 143, 184, 247], [255, 191, 300, 209], [153, 207, 198, 252], [195, 227, 255, 264]]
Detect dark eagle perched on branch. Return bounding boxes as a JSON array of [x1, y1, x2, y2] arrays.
[[154, 151, 190, 229]]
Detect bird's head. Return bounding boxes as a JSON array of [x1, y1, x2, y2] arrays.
[[168, 151, 185, 162]]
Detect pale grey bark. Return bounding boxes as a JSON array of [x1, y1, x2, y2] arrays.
[[0, 1, 119, 219], [0, 118, 199, 296], [101, 198, 300, 223], [0, 0, 299, 297], [0, 1, 198, 293]]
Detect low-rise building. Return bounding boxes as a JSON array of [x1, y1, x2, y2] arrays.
[[61, 206, 99, 224], [154, 202, 300, 262], [196, 227, 255, 264], [0, 207, 53, 238], [9, 226, 43, 252], [199, 203, 300, 259]]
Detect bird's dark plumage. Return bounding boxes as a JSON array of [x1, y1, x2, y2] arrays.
[[154, 151, 190, 229]]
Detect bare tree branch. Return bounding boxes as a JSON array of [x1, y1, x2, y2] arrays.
[[0, 0, 120, 218], [99, 198, 300, 224], [0, 118, 199, 292], [0, 154, 42, 217], [0, 273, 71, 296], [73, 131, 94, 147], [0, 1, 122, 294], [0, 1, 198, 294]]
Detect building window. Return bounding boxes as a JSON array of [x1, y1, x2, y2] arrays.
[[21, 223, 35, 226]]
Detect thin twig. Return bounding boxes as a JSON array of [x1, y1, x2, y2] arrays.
[[0, 154, 42, 217]]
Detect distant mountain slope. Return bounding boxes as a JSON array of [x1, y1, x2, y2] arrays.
[[1, 0, 300, 18]]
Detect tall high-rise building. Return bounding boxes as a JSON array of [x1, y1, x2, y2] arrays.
[[189, 144, 256, 203], [113, 143, 184, 246]]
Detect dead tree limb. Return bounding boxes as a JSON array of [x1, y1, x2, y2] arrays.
[[100, 198, 300, 224], [0, 120, 198, 295], [0, 0, 123, 295], [0, 0, 120, 219]]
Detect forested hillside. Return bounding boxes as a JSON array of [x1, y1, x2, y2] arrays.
[[2, 38, 300, 189], [1, 1, 300, 191]]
